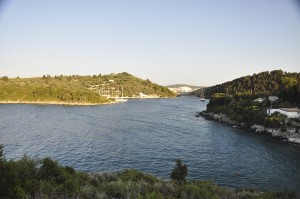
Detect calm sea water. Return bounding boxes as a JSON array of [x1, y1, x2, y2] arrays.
[[0, 97, 300, 192]]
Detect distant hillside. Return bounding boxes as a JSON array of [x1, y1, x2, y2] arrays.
[[193, 70, 300, 106], [190, 88, 205, 97], [0, 72, 175, 104], [167, 84, 203, 89]]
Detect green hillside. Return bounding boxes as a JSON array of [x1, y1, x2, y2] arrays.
[[201, 70, 300, 106], [200, 70, 300, 128], [0, 72, 175, 104]]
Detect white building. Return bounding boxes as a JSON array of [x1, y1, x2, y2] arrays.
[[168, 86, 197, 94], [268, 96, 279, 102], [267, 108, 300, 118]]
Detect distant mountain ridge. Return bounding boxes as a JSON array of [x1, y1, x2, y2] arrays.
[[167, 84, 204, 89]]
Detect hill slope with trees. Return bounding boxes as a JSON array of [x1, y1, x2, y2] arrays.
[[198, 70, 300, 143], [198, 70, 300, 107], [0, 72, 175, 104]]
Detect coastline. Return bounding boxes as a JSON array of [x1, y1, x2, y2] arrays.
[[0, 100, 116, 106], [198, 111, 300, 145], [0, 96, 173, 106], [123, 95, 173, 99]]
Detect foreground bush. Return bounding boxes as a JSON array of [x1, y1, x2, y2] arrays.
[[0, 145, 297, 198]]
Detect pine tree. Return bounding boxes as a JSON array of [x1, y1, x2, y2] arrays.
[[170, 159, 188, 184]]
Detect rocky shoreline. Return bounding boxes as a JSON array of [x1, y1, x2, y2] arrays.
[[198, 111, 300, 145]]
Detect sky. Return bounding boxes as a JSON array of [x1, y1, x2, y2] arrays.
[[0, 0, 299, 86]]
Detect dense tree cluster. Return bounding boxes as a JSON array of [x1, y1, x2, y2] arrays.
[[0, 144, 87, 198], [0, 85, 110, 104], [1, 145, 294, 198], [206, 93, 274, 126], [205, 92, 296, 127], [202, 70, 300, 127], [0, 73, 175, 104], [203, 70, 300, 106]]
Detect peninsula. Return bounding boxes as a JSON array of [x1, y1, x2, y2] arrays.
[[0, 72, 175, 105], [196, 70, 300, 144]]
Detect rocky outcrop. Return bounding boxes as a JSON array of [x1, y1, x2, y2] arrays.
[[250, 124, 265, 133], [199, 111, 244, 127], [289, 119, 300, 127], [199, 111, 300, 144], [251, 125, 300, 144]]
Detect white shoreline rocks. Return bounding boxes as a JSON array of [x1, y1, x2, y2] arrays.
[[199, 111, 300, 144]]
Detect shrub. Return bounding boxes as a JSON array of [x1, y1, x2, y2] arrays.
[[120, 169, 158, 184], [170, 159, 188, 184]]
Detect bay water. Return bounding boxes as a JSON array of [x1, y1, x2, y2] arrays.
[[0, 97, 300, 192]]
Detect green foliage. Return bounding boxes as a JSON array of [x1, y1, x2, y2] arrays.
[[0, 156, 39, 198], [1, 76, 9, 82], [106, 72, 175, 97], [145, 191, 164, 199], [39, 157, 60, 181], [0, 144, 6, 198], [0, 152, 85, 198], [207, 93, 233, 109], [204, 73, 300, 126], [264, 112, 287, 128], [104, 181, 126, 198], [0, 73, 175, 104], [0, 83, 110, 104], [182, 183, 219, 199], [0, 145, 296, 198], [204, 91, 298, 127], [207, 93, 269, 125], [282, 77, 297, 89], [120, 169, 159, 184], [203, 70, 300, 106], [0, 144, 4, 162], [170, 159, 188, 184]]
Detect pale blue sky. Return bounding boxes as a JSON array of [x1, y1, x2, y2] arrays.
[[0, 0, 299, 86]]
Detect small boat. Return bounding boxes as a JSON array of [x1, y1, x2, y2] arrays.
[[116, 85, 128, 103], [199, 89, 205, 101], [116, 98, 128, 103]]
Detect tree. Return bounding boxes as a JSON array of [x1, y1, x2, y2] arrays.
[[0, 144, 4, 163], [38, 157, 61, 182], [0, 144, 5, 194], [282, 77, 297, 90], [1, 76, 9, 82], [170, 159, 188, 184]]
